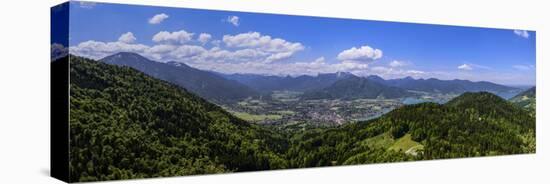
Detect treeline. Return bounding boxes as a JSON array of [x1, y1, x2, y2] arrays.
[[67, 56, 535, 182]]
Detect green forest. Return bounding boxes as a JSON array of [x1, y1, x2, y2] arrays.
[[67, 56, 535, 182]]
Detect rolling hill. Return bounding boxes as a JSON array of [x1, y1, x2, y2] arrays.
[[100, 52, 258, 103], [69, 55, 288, 182], [286, 92, 535, 167], [510, 87, 536, 114]]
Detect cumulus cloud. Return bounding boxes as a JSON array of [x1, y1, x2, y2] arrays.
[[222, 32, 304, 62], [367, 66, 425, 78], [118, 32, 136, 44], [70, 31, 426, 78], [389, 60, 407, 67], [198, 33, 212, 45], [148, 13, 169, 24], [513, 30, 530, 38], [188, 57, 371, 76], [152, 30, 194, 44], [458, 64, 473, 70], [226, 16, 240, 26], [211, 40, 222, 47], [337, 45, 383, 63], [165, 45, 206, 60], [69, 40, 150, 60]]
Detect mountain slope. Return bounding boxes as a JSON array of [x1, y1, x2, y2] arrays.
[[510, 87, 536, 114], [376, 76, 517, 94], [302, 75, 412, 100], [220, 72, 354, 92], [69, 56, 288, 182], [286, 92, 535, 167], [66, 56, 536, 181], [100, 52, 258, 103]]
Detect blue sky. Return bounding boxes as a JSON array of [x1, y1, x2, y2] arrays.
[[64, 1, 536, 85]]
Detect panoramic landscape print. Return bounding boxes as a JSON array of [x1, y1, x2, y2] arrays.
[[52, 1, 535, 182]]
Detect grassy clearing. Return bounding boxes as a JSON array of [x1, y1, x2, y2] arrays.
[[388, 134, 423, 155], [276, 110, 296, 115], [230, 111, 282, 122], [360, 132, 395, 149]]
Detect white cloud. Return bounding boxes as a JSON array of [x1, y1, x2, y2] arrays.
[[148, 13, 169, 24], [367, 66, 425, 78], [152, 30, 194, 44], [266, 52, 294, 62], [118, 32, 136, 44], [513, 64, 535, 70], [211, 40, 222, 47], [201, 47, 269, 63], [337, 45, 383, 63], [226, 16, 240, 26], [458, 64, 473, 70], [389, 60, 407, 67], [167, 45, 207, 59], [188, 57, 370, 76], [222, 32, 304, 62], [198, 33, 212, 45], [70, 31, 428, 79], [69, 40, 150, 60], [148, 44, 176, 54], [78, 2, 96, 9], [513, 30, 530, 38], [70, 33, 427, 79], [313, 57, 325, 64], [456, 63, 491, 71]]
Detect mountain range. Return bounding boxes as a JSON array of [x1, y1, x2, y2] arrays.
[[220, 72, 354, 93], [67, 55, 535, 182], [301, 75, 412, 100], [99, 52, 519, 101], [100, 52, 258, 103], [221, 69, 518, 97], [367, 75, 517, 94]]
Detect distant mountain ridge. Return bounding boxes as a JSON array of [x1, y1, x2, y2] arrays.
[[220, 72, 354, 93], [369, 76, 517, 94], [219, 72, 519, 98], [97, 52, 518, 102], [302, 75, 412, 100], [100, 52, 258, 103]]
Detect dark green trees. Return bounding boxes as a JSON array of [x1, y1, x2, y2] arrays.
[[68, 55, 535, 182], [69, 56, 288, 182]]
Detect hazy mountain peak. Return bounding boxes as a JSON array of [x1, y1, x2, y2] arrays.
[[100, 52, 154, 64]]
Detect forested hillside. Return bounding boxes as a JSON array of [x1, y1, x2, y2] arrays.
[[510, 87, 536, 116], [286, 92, 535, 167], [69, 56, 288, 182], [68, 56, 535, 182]]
